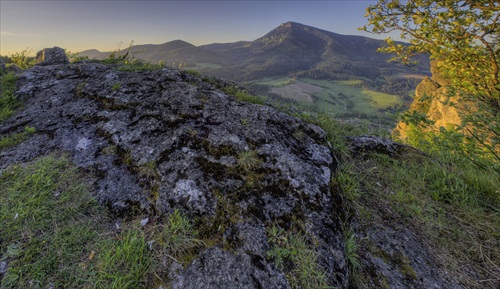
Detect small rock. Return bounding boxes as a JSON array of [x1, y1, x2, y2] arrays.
[[347, 135, 405, 156], [171, 247, 290, 289], [76, 137, 91, 151], [0, 261, 7, 274]]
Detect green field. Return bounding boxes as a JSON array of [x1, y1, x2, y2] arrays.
[[252, 76, 294, 86], [251, 77, 402, 118]]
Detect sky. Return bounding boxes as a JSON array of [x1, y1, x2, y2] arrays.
[[1, 0, 383, 55]]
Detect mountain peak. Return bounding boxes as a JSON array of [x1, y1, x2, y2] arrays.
[[280, 21, 305, 27], [272, 21, 309, 33], [252, 21, 326, 51]]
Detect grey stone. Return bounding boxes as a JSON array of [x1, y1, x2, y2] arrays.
[[35, 46, 69, 66], [0, 59, 6, 70], [347, 135, 407, 156], [0, 261, 7, 274], [171, 247, 290, 289]]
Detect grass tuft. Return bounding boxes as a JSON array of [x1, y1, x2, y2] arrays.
[[237, 150, 262, 171], [222, 85, 266, 105], [93, 230, 152, 288], [0, 126, 36, 151], [155, 209, 205, 264], [267, 225, 332, 289]]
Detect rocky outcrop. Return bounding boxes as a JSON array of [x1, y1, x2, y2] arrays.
[[35, 46, 69, 66], [0, 62, 347, 288], [393, 60, 463, 140]]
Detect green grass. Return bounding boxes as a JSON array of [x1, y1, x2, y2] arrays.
[[0, 155, 108, 288], [253, 76, 295, 87], [344, 228, 360, 272], [336, 150, 499, 288], [294, 112, 366, 156], [154, 209, 205, 264], [93, 230, 152, 288], [95, 58, 163, 72], [0, 155, 205, 289], [221, 85, 266, 105], [8, 48, 36, 69], [0, 126, 36, 151], [0, 71, 22, 122], [238, 150, 262, 171], [110, 83, 121, 91], [115, 61, 164, 72], [267, 225, 332, 289]]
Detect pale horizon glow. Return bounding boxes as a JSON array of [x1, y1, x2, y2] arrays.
[[1, 0, 387, 56]]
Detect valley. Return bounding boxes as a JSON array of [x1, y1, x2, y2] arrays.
[[247, 76, 403, 129]]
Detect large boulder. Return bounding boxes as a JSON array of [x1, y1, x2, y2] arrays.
[[0, 63, 348, 288], [35, 46, 69, 66]]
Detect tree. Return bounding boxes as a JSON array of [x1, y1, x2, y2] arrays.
[[362, 0, 500, 168]]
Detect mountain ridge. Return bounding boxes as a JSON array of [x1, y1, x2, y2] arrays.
[[78, 21, 429, 83]]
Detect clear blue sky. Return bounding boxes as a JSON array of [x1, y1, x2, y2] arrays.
[[1, 0, 382, 55]]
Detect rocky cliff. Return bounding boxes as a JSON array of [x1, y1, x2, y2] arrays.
[[393, 60, 463, 140]]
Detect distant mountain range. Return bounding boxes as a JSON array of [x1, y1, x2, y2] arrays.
[[79, 21, 429, 85]]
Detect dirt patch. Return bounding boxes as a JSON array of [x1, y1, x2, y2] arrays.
[[270, 82, 322, 102]]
